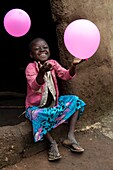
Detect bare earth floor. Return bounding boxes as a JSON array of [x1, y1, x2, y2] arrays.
[[2, 113, 113, 170]]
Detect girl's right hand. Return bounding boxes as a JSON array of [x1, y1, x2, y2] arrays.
[[38, 62, 53, 74]]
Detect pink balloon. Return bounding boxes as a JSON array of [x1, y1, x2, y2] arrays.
[[64, 19, 100, 59], [4, 8, 31, 37]]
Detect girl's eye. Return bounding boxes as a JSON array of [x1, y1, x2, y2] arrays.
[[44, 46, 48, 49], [35, 46, 48, 51], [35, 47, 39, 51]]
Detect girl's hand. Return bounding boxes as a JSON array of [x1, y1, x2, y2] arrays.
[[38, 61, 53, 74], [69, 58, 86, 77], [36, 62, 53, 85], [72, 58, 85, 67]]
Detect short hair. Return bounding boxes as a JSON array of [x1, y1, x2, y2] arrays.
[[29, 38, 47, 51]]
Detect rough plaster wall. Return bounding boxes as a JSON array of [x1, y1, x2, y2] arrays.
[[50, 0, 113, 123]]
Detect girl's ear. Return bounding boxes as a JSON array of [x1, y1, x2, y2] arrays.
[[30, 53, 33, 58]]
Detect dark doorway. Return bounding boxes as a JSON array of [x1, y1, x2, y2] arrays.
[[0, 0, 59, 126], [0, 0, 58, 93]]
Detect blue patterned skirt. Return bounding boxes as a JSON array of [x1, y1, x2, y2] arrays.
[[25, 95, 86, 142]]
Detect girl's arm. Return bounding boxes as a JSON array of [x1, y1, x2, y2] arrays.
[[36, 62, 53, 85], [69, 58, 85, 76]]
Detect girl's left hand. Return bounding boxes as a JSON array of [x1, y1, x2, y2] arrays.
[[72, 58, 85, 66]]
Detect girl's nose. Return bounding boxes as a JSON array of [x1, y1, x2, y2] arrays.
[[40, 47, 45, 51]]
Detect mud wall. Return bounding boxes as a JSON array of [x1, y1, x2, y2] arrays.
[[50, 0, 113, 123]]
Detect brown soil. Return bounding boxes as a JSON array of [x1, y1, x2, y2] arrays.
[[2, 123, 113, 170]]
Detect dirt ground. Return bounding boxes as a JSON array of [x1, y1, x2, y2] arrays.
[[2, 112, 113, 170]]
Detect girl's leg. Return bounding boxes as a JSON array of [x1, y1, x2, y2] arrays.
[[63, 110, 84, 152], [45, 132, 55, 144], [68, 110, 79, 143], [45, 132, 62, 161]]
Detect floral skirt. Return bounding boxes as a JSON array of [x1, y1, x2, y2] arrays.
[[25, 95, 86, 142]]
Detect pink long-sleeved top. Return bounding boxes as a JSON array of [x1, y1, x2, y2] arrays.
[[25, 59, 76, 108]]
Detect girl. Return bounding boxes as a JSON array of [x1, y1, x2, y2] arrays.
[[25, 38, 86, 161]]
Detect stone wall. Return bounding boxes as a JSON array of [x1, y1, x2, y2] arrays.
[[50, 0, 113, 123]]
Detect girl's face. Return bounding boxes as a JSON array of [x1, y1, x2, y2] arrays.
[[30, 40, 50, 64]]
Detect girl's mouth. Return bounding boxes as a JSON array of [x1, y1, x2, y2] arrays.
[[40, 53, 47, 57]]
